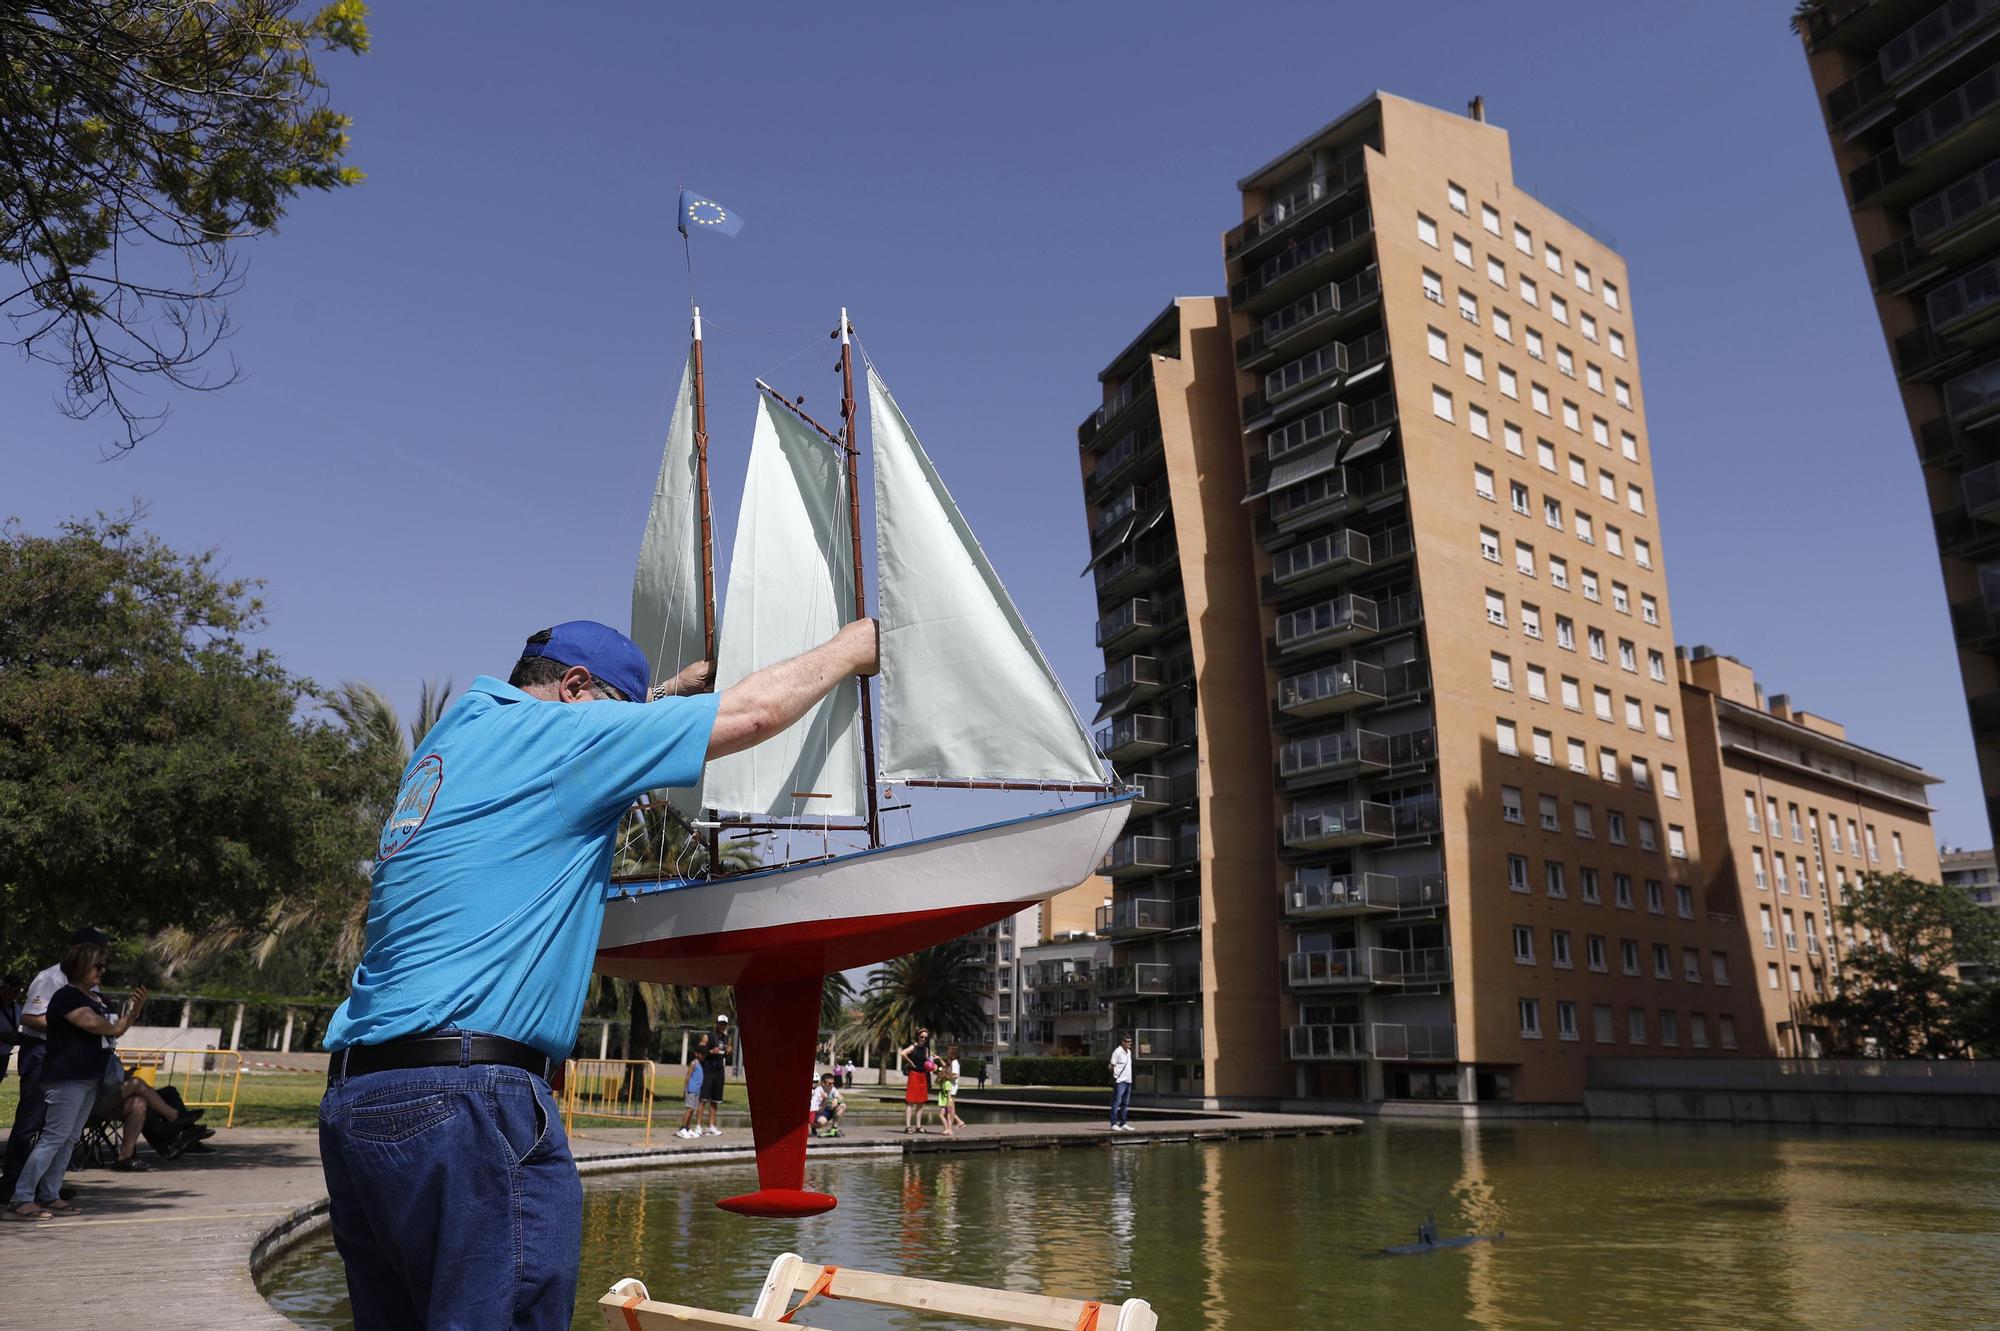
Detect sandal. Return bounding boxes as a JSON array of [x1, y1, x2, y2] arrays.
[[111, 1158, 151, 1172], [3, 1205, 53, 1222], [43, 1199, 82, 1215]]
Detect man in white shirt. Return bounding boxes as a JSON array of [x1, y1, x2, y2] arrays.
[[0, 927, 108, 1200], [809, 1072, 845, 1137], [1108, 1033, 1134, 1131]]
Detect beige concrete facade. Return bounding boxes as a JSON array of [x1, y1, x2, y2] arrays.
[[1678, 647, 1942, 1056], [1041, 877, 1109, 944]]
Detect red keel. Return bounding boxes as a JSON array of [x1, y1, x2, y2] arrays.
[[716, 974, 837, 1218]]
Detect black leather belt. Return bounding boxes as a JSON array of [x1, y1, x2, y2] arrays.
[[328, 1034, 552, 1086]]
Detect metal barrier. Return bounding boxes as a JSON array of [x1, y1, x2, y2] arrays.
[[561, 1058, 657, 1145], [119, 1047, 245, 1128]]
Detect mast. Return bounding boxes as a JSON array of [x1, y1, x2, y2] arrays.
[[691, 307, 718, 665], [838, 308, 883, 849]]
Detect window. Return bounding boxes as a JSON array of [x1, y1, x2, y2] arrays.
[[1662, 765, 1681, 801], [1539, 793, 1560, 831], [1561, 676, 1582, 711], [1753, 847, 1769, 891], [1628, 1008, 1647, 1044], [1567, 737, 1587, 771], [1575, 511, 1594, 544], [1549, 556, 1569, 589], [1432, 386, 1455, 421], [1493, 309, 1512, 342], [1522, 605, 1543, 641], [1428, 326, 1449, 362], [1514, 222, 1533, 255], [1448, 181, 1468, 214], [1552, 294, 1569, 325], [1545, 496, 1563, 529], [1660, 1010, 1679, 1048], [1587, 363, 1604, 394], [1828, 820, 1843, 853], [1610, 329, 1626, 358], [1590, 629, 1608, 663], [1719, 1015, 1737, 1050], [1535, 438, 1556, 472], [1505, 421, 1525, 456], [1598, 747, 1619, 782], [1648, 649, 1666, 682], [1690, 1014, 1709, 1049], [1573, 802, 1594, 839], [1621, 938, 1641, 974], [1582, 569, 1601, 602], [1557, 1000, 1579, 1041], [1711, 952, 1730, 985], [1849, 818, 1861, 856], [1600, 470, 1618, 503], [1614, 379, 1632, 409], [1582, 869, 1602, 904], [1745, 792, 1761, 832], [1499, 365, 1519, 399], [1593, 416, 1610, 447], [1480, 526, 1501, 562], [1627, 484, 1646, 516], [1423, 269, 1444, 303], [1491, 652, 1513, 690], [1654, 707, 1673, 740], [1510, 480, 1530, 514], [1482, 202, 1501, 235], [1667, 825, 1687, 859], [1766, 961, 1780, 989], [1550, 931, 1573, 970], [1769, 797, 1782, 835], [1527, 664, 1548, 701], [1562, 399, 1582, 432], [1463, 348, 1485, 382], [1582, 312, 1598, 342], [1532, 383, 1551, 416], [1573, 260, 1592, 292], [1893, 831, 1906, 869], [1519, 997, 1542, 1038], [1637, 817, 1658, 852], [1516, 542, 1536, 577], [1623, 695, 1641, 729], [1508, 851, 1529, 886], [1782, 908, 1797, 951], [1526, 327, 1545, 361], [1496, 718, 1518, 755], [1790, 965, 1803, 993], [1469, 404, 1490, 439], [1544, 242, 1563, 274], [1459, 288, 1479, 322], [1773, 854, 1789, 895], [1612, 582, 1630, 615], [1487, 255, 1506, 287], [1487, 590, 1508, 626], [1603, 279, 1621, 310], [1647, 881, 1666, 917], [1594, 1003, 1616, 1043], [1532, 728, 1553, 765], [1631, 755, 1650, 789], [1475, 465, 1496, 501], [1594, 686, 1613, 720], [1612, 875, 1633, 912], [1677, 886, 1695, 921], [1557, 616, 1576, 651], [1652, 941, 1671, 976], [1453, 234, 1473, 267], [1568, 454, 1588, 487], [1501, 786, 1526, 824], [1417, 213, 1439, 247], [1621, 431, 1639, 462], [1587, 934, 1608, 970], [1513, 924, 1536, 964], [1520, 275, 1539, 307], [1619, 638, 1637, 672]]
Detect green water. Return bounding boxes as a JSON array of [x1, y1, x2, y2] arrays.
[[259, 1122, 2000, 1330]]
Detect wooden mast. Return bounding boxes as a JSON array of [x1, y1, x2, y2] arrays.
[[692, 308, 724, 878], [838, 309, 883, 849]]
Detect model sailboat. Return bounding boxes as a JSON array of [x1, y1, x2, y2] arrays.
[[597, 310, 1132, 1217]]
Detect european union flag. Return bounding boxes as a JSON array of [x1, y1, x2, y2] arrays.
[[679, 190, 745, 239]]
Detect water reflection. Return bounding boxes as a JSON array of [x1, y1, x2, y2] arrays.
[[259, 1123, 2000, 1331]]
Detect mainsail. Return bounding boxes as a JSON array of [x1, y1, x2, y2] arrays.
[[701, 396, 867, 817], [631, 351, 705, 690], [869, 366, 1105, 785]]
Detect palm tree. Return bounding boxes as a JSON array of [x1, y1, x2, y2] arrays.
[[859, 940, 990, 1058]]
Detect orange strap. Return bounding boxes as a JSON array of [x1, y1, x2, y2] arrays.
[[619, 1293, 645, 1331], [1075, 1301, 1103, 1331], [777, 1266, 840, 1324]]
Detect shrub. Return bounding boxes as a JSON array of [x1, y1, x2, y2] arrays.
[[1001, 1055, 1110, 1087]]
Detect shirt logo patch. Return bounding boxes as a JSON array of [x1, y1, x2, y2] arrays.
[[378, 754, 444, 862]]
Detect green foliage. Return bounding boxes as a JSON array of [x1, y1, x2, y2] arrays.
[[859, 940, 991, 1051], [0, 1, 369, 448], [0, 509, 384, 980], [1812, 871, 2000, 1057], [1000, 1056, 1109, 1088]]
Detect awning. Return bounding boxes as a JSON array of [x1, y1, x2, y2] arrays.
[[1079, 514, 1138, 574], [1343, 360, 1387, 391], [1241, 439, 1343, 504], [1135, 505, 1169, 537], [1338, 426, 1393, 465]]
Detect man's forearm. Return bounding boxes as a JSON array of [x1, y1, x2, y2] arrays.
[[707, 620, 878, 759]]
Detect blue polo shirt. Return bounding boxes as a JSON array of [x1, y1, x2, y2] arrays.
[[325, 676, 719, 1063]]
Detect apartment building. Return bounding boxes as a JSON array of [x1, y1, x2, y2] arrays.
[[1677, 646, 1942, 1057], [1078, 298, 1280, 1100], [1943, 844, 2000, 907], [1797, 2, 2000, 848], [960, 906, 1035, 1069], [1018, 933, 1114, 1058]]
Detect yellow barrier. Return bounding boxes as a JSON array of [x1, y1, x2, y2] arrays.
[[116, 1047, 245, 1129], [562, 1058, 657, 1146]]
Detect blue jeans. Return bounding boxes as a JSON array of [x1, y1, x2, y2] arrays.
[[1110, 1080, 1133, 1127], [319, 1061, 581, 1330], [0, 1039, 48, 1201], [10, 1078, 95, 1207]]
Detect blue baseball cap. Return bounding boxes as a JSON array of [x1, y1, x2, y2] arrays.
[[519, 621, 650, 702]]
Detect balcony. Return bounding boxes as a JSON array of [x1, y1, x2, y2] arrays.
[[1237, 265, 1383, 369], [1284, 870, 1399, 918], [1224, 148, 1367, 260], [1373, 946, 1454, 986], [1022, 990, 1099, 1018], [1872, 232, 1947, 294], [1095, 713, 1170, 761], [1287, 1023, 1369, 1061], [1092, 542, 1164, 598], [1133, 1028, 1199, 1061], [1096, 894, 1172, 934], [1950, 564, 2000, 647], [1101, 839, 1171, 881], [1093, 481, 1163, 538], [1086, 422, 1164, 494], [1371, 1023, 1457, 1061], [1272, 593, 1380, 656], [1279, 729, 1389, 785], [1267, 465, 1353, 532], [1947, 356, 2000, 425], [1926, 256, 2000, 339], [1094, 598, 1157, 650], [1084, 362, 1156, 443], [1231, 205, 1374, 310], [1915, 158, 2000, 251], [1968, 462, 2000, 520], [1894, 64, 2000, 169], [1283, 800, 1393, 849], [1096, 654, 1165, 704], [1267, 528, 1374, 597], [1247, 329, 1391, 425], [1098, 964, 1172, 1000], [1389, 793, 1442, 842], [1285, 949, 1372, 988], [1277, 660, 1386, 717], [1383, 727, 1438, 771], [1127, 771, 1172, 814]]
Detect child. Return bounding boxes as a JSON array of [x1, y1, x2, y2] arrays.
[[810, 1071, 846, 1137], [675, 1034, 709, 1139], [938, 1044, 965, 1136]]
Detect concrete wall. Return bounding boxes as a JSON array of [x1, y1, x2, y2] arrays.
[[1586, 1087, 2000, 1131]]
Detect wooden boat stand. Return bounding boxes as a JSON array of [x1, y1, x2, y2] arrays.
[[599, 1251, 1159, 1330]]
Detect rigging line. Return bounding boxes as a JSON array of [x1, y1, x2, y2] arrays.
[[681, 228, 697, 319], [753, 334, 827, 387]]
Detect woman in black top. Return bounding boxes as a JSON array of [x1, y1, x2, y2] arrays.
[[5, 942, 144, 1220], [898, 1028, 933, 1134]]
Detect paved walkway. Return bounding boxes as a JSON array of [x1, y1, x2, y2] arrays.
[[0, 1109, 1358, 1327]]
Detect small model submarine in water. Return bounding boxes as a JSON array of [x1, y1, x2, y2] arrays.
[[1380, 1210, 1506, 1257]]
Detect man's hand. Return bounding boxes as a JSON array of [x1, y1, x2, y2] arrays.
[[651, 659, 715, 700]]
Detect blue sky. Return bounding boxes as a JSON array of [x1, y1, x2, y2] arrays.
[[5, 3, 1979, 846]]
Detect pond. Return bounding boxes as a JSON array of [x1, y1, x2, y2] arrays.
[[258, 1120, 2000, 1330]]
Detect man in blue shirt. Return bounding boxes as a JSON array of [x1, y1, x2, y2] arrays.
[[318, 617, 875, 1330]]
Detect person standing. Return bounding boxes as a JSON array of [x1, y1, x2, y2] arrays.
[[0, 927, 108, 1204], [899, 1028, 933, 1134], [6, 942, 145, 1220], [1108, 1034, 1134, 1131], [938, 1044, 964, 1137], [318, 618, 877, 1330], [698, 1015, 730, 1136], [0, 975, 22, 1084], [675, 1034, 708, 1139]]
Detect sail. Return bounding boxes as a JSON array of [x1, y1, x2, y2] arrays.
[[869, 366, 1105, 785], [631, 351, 706, 690], [702, 396, 866, 817]]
